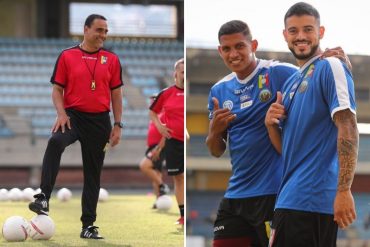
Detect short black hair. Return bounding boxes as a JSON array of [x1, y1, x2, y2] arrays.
[[218, 20, 252, 42], [284, 2, 320, 25], [84, 14, 107, 27]]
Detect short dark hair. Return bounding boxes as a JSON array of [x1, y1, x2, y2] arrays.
[[218, 20, 252, 42], [284, 2, 320, 25], [84, 14, 107, 27]]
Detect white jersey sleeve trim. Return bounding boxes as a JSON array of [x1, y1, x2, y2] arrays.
[[326, 57, 355, 119], [331, 106, 356, 120], [214, 72, 235, 86]]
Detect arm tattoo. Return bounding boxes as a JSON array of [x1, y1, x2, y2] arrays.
[[335, 110, 359, 191], [337, 137, 358, 191]]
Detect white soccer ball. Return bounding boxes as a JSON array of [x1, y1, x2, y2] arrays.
[[156, 195, 173, 211], [34, 188, 42, 194], [27, 215, 55, 240], [2, 216, 29, 242], [0, 188, 8, 201], [56, 188, 72, 202], [22, 188, 35, 201], [99, 188, 109, 202], [8, 188, 23, 201]]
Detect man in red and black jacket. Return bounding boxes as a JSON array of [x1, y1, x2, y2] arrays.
[[150, 58, 184, 226], [29, 14, 123, 239]]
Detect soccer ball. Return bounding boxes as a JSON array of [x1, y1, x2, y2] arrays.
[[8, 188, 23, 201], [28, 215, 55, 240], [0, 188, 8, 201], [99, 188, 109, 202], [56, 188, 72, 202], [22, 188, 35, 201], [156, 195, 173, 211], [2, 216, 29, 242]]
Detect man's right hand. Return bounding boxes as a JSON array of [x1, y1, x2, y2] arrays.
[[157, 124, 172, 139], [51, 113, 71, 133], [265, 92, 286, 126], [209, 97, 236, 134], [206, 97, 235, 157]]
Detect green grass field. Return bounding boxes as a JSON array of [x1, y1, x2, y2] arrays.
[[0, 193, 184, 247]]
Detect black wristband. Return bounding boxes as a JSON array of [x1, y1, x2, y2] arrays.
[[114, 122, 123, 128]]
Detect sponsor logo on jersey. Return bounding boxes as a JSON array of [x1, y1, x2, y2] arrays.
[[240, 94, 251, 102], [241, 100, 253, 109], [214, 225, 225, 232], [234, 84, 254, 94], [223, 100, 233, 110], [82, 56, 97, 60]]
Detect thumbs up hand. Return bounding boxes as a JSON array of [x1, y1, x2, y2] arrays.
[[210, 97, 236, 135], [276, 91, 283, 104], [265, 91, 286, 126]]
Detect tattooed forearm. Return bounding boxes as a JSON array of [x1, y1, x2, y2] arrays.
[[337, 137, 358, 191], [334, 109, 359, 192]]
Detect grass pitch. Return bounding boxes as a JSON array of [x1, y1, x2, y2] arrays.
[[0, 193, 183, 247]]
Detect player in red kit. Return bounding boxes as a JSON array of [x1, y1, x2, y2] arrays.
[[150, 58, 184, 225], [140, 95, 170, 208]]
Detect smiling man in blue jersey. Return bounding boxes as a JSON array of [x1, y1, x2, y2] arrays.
[[207, 20, 297, 247], [265, 2, 358, 246], [206, 20, 351, 247]]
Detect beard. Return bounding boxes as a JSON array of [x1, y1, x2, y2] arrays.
[[289, 43, 319, 60]]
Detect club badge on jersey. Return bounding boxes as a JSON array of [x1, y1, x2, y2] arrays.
[[101, 56, 108, 64]]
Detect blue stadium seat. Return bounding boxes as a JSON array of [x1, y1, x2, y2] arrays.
[[0, 37, 183, 137]]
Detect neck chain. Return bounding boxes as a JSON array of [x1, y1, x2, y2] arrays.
[[80, 43, 99, 91]]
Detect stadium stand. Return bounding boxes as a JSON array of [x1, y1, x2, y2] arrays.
[[0, 37, 183, 138], [0, 115, 13, 137]]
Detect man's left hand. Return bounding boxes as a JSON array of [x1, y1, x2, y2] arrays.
[[321, 47, 352, 71], [334, 189, 357, 229], [109, 126, 122, 147]]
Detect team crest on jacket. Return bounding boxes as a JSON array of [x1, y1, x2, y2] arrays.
[[259, 89, 272, 102], [101, 56, 108, 64], [299, 80, 308, 93], [223, 100, 233, 110]]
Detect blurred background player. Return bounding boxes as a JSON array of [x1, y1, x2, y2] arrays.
[[139, 94, 169, 209], [28, 14, 123, 239], [150, 58, 184, 225]]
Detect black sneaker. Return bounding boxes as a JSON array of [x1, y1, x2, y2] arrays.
[[152, 202, 157, 209], [29, 193, 49, 215], [159, 184, 170, 196], [80, 226, 104, 239]]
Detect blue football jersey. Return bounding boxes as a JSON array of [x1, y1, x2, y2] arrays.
[[208, 59, 297, 198], [277, 55, 356, 214]]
